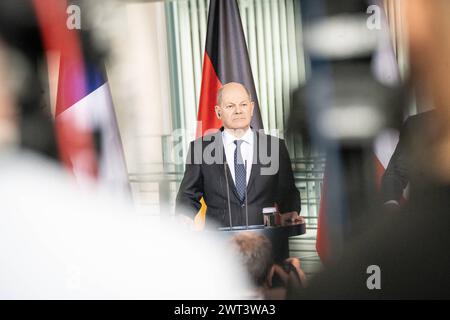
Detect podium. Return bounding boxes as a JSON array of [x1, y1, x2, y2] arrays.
[[217, 222, 306, 262]]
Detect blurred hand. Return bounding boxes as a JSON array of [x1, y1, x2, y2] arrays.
[[267, 264, 289, 287], [284, 257, 307, 287], [267, 257, 307, 288]]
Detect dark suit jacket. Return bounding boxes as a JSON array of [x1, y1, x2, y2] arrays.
[[176, 128, 301, 228], [381, 110, 436, 202]]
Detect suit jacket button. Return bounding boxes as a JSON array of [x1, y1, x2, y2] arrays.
[[241, 203, 245, 207]]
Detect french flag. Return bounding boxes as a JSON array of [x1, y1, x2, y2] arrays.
[[33, 0, 129, 195]]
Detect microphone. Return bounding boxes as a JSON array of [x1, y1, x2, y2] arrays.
[[223, 161, 233, 230], [245, 160, 249, 230]]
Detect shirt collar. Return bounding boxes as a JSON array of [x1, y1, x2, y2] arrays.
[[222, 127, 254, 146]]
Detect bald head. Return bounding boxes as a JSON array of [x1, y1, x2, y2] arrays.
[[217, 82, 252, 106]]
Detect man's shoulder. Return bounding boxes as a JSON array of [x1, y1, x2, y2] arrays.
[[254, 130, 285, 145], [405, 110, 435, 127], [189, 130, 222, 146], [189, 129, 285, 145], [254, 129, 282, 140]]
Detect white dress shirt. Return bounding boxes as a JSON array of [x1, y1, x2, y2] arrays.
[[222, 128, 254, 185]]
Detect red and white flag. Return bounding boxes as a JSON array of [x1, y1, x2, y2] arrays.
[[33, 0, 129, 196]]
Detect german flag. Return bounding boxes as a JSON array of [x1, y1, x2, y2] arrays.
[[196, 0, 263, 137], [194, 0, 263, 228]]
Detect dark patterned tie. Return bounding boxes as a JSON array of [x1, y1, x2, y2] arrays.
[[234, 140, 246, 202]]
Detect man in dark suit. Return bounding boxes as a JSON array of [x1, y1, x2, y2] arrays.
[[176, 82, 301, 228], [381, 110, 436, 208]]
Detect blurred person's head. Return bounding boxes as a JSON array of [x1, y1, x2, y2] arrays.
[[215, 82, 255, 131], [403, 0, 450, 181], [0, 0, 57, 159], [230, 232, 273, 288]]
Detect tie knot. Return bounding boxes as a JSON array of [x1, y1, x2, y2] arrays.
[[234, 140, 243, 147]]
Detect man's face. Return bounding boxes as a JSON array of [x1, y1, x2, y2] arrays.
[[215, 83, 254, 130]]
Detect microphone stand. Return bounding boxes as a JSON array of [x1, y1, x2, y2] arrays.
[[223, 161, 233, 230], [245, 160, 249, 230]]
